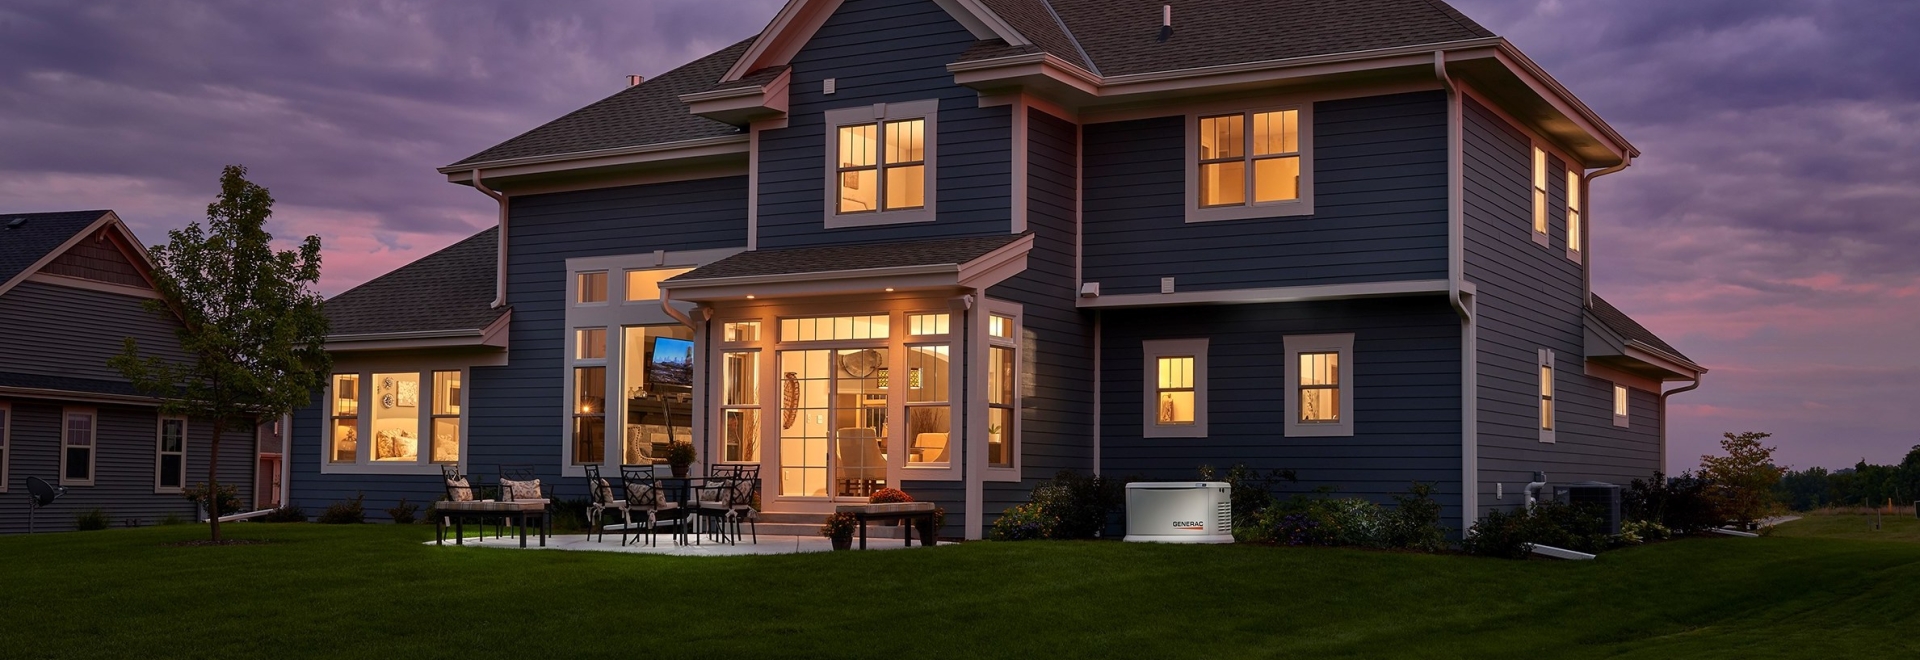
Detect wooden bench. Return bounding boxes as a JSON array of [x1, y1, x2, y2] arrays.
[[436, 499, 549, 548], [835, 502, 938, 549]]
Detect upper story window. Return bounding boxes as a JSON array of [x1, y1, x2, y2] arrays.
[[1143, 338, 1208, 438], [1531, 146, 1550, 245], [1566, 170, 1583, 261], [155, 417, 186, 494], [625, 268, 691, 302], [1187, 105, 1314, 223], [824, 100, 939, 228]]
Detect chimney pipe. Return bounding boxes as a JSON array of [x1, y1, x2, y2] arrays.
[[1158, 5, 1173, 42], [627, 74, 645, 88]]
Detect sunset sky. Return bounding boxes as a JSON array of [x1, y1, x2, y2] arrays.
[[3, 1, 1913, 471]]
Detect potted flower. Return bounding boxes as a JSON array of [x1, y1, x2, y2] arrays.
[[916, 507, 945, 546], [821, 512, 858, 551], [869, 488, 913, 526], [665, 440, 697, 478]]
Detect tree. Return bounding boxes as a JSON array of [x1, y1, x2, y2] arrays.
[[1699, 431, 1785, 526], [111, 165, 329, 542]]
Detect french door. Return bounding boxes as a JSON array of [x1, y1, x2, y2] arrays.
[[776, 348, 890, 499]]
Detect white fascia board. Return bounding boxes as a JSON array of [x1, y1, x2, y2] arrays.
[[680, 68, 792, 123], [438, 135, 749, 179], [1079, 279, 1450, 309], [723, 0, 1021, 83], [1489, 43, 1638, 161], [1624, 342, 1705, 379]]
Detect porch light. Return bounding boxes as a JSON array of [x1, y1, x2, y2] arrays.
[[885, 287, 895, 292], [746, 294, 756, 299]]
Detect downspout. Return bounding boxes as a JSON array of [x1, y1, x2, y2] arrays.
[[471, 169, 509, 309], [1437, 50, 1479, 530], [1657, 374, 1702, 474], [1581, 158, 1633, 306]]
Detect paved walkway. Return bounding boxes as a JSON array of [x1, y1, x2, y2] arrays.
[[427, 533, 942, 556]]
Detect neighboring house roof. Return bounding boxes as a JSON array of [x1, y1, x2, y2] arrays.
[[445, 38, 754, 169], [1045, 0, 1494, 77], [666, 234, 1026, 282], [1588, 295, 1688, 362], [324, 227, 505, 338], [0, 371, 146, 400], [0, 210, 114, 286]]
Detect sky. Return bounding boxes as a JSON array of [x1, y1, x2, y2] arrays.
[[2, 0, 1914, 471]]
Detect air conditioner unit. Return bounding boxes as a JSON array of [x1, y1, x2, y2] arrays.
[[1124, 482, 1232, 543], [1555, 481, 1623, 535]]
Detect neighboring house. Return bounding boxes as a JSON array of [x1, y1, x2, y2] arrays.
[[288, 0, 1704, 538], [0, 210, 276, 532]]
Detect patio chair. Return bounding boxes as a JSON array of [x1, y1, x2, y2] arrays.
[[497, 464, 556, 540], [584, 464, 631, 544], [696, 464, 760, 544], [620, 466, 687, 547], [440, 465, 501, 542]]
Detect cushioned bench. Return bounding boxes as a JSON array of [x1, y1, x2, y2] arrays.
[[437, 499, 550, 548]]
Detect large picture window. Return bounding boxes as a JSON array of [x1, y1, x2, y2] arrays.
[[322, 368, 468, 473], [156, 416, 186, 493], [62, 408, 95, 486], [1284, 334, 1355, 437], [1141, 338, 1207, 438], [824, 99, 938, 227]]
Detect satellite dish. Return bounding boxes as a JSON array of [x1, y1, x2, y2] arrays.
[[26, 476, 68, 534]]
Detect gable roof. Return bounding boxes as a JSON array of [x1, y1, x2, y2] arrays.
[[0, 210, 115, 287], [323, 227, 506, 339], [1588, 295, 1688, 362], [444, 39, 753, 169]]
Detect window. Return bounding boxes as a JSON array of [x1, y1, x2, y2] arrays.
[[824, 99, 937, 227], [431, 371, 461, 463], [156, 417, 186, 493], [330, 374, 359, 463], [624, 268, 691, 302], [62, 408, 95, 486], [1613, 384, 1630, 428], [1188, 106, 1312, 222], [908, 313, 950, 336], [1539, 349, 1556, 443], [1566, 169, 1583, 260], [370, 373, 421, 462], [781, 315, 889, 342], [573, 366, 606, 465], [722, 351, 761, 462], [620, 325, 695, 464], [984, 305, 1023, 475], [1531, 146, 1550, 244], [576, 328, 606, 360], [723, 321, 761, 343], [1284, 334, 1355, 437], [0, 402, 11, 493], [1142, 338, 1208, 438], [577, 271, 608, 304], [905, 345, 951, 467]]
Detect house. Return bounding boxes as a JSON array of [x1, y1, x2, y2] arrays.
[[0, 210, 279, 532], [287, 0, 1705, 538]]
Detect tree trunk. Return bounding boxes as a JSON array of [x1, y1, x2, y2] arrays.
[[208, 419, 223, 543]]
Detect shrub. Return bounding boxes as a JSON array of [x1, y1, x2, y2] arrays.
[[159, 513, 188, 526], [318, 493, 366, 524], [1626, 471, 1724, 534], [868, 488, 913, 504], [1199, 463, 1297, 531], [988, 471, 1123, 541], [184, 482, 244, 518], [74, 509, 111, 531], [385, 499, 420, 525], [989, 503, 1050, 541], [1238, 483, 1444, 552], [261, 504, 306, 523], [1386, 482, 1448, 552], [1618, 519, 1670, 545], [1462, 502, 1615, 558]]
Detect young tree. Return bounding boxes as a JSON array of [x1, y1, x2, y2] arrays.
[[112, 165, 329, 542], [1699, 431, 1785, 527]]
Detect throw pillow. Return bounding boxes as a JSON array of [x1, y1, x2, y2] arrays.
[[501, 478, 542, 501], [447, 477, 473, 502]]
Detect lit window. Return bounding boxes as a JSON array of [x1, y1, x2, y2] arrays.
[[1532, 147, 1550, 242], [985, 306, 1021, 471], [625, 268, 691, 302], [905, 345, 951, 466], [989, 314, 1013, 339], [156, 417, 186, 492], [1539, 349, 1556, 443], [431, 371, 461, 463], [1613, 384, 1630, 428], [1285, 334, 1355, 437], [1198, 109, 1300, 208], [824, 100, 937, 227], [576, 328, 606, 360], [620, 325, 695, 464], [370, 373, 420, 461], [578, 271, 608, 304], [62, 408, 95, 486], [0, 403, 10, 494], [330, 374, 358, 463], [908, 313, 950, 336], [573, 366, 606, 465], [722, 351, 761, 462], [723, 321, 761, 343], [1143, 339, 1208, 438], [1566, 170, 1582, 258], [780, 315, 890, 342]]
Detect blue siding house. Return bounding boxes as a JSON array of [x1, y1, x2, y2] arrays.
[[289, 0, 1704, 538]]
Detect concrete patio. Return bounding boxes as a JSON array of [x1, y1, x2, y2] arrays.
[[428, 533, 945, 556]]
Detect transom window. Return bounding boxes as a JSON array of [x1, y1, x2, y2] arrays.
[[723, 321, 761, 343], [577, 271, 608, 304], [908, 313, 950, 336], [781, 315, 889, 342], [625, 268, 691, 302], [1198, 109, 1301, 207]]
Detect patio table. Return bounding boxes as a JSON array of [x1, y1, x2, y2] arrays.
[[835, 502, 937, 549], [437, 499, 550, 548]]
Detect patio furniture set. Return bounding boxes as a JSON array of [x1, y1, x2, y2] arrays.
[[434, 464, 761, 549]]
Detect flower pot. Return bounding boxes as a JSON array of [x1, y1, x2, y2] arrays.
[[915, 520, 937, 545], [671, 464, 689, 478], [830, 536, 853, 551]]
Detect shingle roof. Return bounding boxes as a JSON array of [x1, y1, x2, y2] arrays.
[[1046, 0, 1495, 77], [977, 0, 1095, 72], [0, 371, 145, 398], [667, 234, 1026, 282], [446, 39, 754, 168], [707, 64, 790, 92], [324, 227, 505, 337], [1589, 294, 1690, 363], [0, 210, 111, 286]]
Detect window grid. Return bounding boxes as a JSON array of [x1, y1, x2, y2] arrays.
[[985, 309, 1021, 470], [330, 374, 359, 463], [157, 417, 186, 492], [779, 315, 889, 342], [721, 351, 761, 463], [905, 345, 952, 466], [63, 409, 94, 485], [431, 371, 461, 464], [908, 313, 950, 336], [1156, 356, 1196, 426], [837, 119, 925, 214], [1199, 109, 1301, 208], [1539, 350, 1556, 436], [1566, 169, 1582, 254], [573, 366, 607, 465], [1532, 147, 1550, 236], [1297, 351, 1341, 423], [723, 321, 761, 343]]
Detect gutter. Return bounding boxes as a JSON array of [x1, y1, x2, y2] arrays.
[[471, 170, 508, 309], [1580, 158, 1632, 306], [1658, 374, 1703, 474]]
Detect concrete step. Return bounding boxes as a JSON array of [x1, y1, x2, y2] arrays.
[[749, 520, 911, 539]]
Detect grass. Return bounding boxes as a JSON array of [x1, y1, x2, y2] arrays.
[[1773, 508, 1920, 543], [0, 524, 1916, 659]]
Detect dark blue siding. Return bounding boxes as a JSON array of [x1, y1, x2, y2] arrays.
[[0, 281, 189, 380], [1082, 91, 1450, 294], [1098, 297, 1463, 524], [756, 0, 1011, 248], [1462, 97, 1661, 515], [288, 178, 750, 516], [982, 108, 1094, 533]]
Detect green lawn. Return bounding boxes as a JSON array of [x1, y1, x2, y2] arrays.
[[1773, 509, 1920, 543], [1, 524, 1915, 659]]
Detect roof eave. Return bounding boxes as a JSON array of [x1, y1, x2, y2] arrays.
[[325, 310, 511, 352], [439, 134, 750, 181], [680, 68, 792, 125], [662, 234, 1034, 302]]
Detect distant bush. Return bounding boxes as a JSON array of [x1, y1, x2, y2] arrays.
[[1618, 519, 1670, 545], [184, 482, 245, 519], [318, 493, 366, 524], [1626, 471, 1724, 535], [385, 499, 419, 525], [74, 509, 111, 531], [1462, 502, 1615, 559], [262, 504, 307, 523], [989, 471, 1123, 541]]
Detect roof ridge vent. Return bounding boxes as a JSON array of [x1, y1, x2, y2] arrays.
[[6, 217, 25, 230], [1158, 5, 1173, 42]]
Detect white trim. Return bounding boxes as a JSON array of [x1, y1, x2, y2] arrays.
[[681, 68, 791, 124], [1080, 279, 1449, 309], [1142, 338, 1208, 439], [1538, 348, 1556, 444], [154, 415, 187, 494], [1583, 359, 1662, 395], [0, 402, 10, 493], [822, 100, 939, 228], [1010, 96, 1028, 234], [23, 272, 163, 299], [982, 299, 1021, 482], [664, 235, 1033, 302], [1185, 104, 1315, 222], [460, 162, 748, 198], [723, 0, 1022, 83], [0, 211, 146, 299], [325, 312, 512, 353], [1612, 384, 1630, 428], [1282, 334, 1355, 438], [748, 122, 765, 251], [318, 352, 483, 476], [437, 134, 749, 177], [60, 407, 96, 487]]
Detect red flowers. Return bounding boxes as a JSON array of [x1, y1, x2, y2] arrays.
[[868, 488, 914, 504]]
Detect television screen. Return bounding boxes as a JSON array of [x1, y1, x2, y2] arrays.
[[648, 336, 695, 389]]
